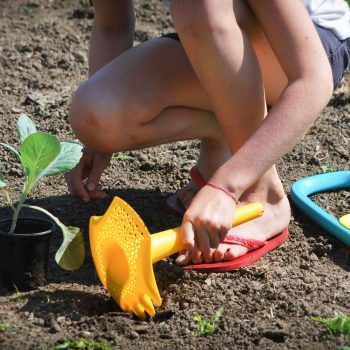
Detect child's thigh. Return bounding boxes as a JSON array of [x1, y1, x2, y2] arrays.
[[82, 37, 212, 122], [233, 0, 288, 105], [171, 0, 288, 105]]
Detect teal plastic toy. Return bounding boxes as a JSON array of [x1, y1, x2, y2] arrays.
[[291, 171, 350, 246]]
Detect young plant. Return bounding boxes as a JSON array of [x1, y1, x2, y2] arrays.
[[52, 338, 112, 350], [0, 320, 11, 331], [111, 151, 135, 161], [12, 284, 22, 303], [0, 114, 84, 270], [320, 165, 335, 173], [193, 307, 223, 335], [313, 312, 350, 338]]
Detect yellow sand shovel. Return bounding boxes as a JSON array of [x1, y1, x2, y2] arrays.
[[89, 196, 263, 318]]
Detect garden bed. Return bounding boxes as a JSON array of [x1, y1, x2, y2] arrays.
[[0, 1, 349, 349]]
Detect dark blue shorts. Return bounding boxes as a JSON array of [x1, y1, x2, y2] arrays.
[[162, 25, 350, 90], [315, 24, 350, 89]]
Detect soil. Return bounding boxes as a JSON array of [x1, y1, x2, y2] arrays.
[[0, 1, 349, 349]]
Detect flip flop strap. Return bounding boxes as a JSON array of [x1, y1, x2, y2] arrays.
[[189, 167, 206, 188], [223, 234, 266, 250]]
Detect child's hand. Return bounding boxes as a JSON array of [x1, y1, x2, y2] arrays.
[[65, 147, 111, 202], [181, 185, 236, 262]]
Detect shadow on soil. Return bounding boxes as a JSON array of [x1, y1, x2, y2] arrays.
[[0, 188, 186, 316], [291, 206, 350, 272]]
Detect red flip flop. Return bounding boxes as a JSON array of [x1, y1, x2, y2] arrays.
[[183, 227, 289, 272], [165, 167, 206, 216]]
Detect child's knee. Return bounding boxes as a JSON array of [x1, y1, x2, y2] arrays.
[[69, 82, 98, 144], [69, 81, 153, 152]]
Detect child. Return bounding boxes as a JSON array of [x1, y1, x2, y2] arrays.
[[66, 0, 350, 267]]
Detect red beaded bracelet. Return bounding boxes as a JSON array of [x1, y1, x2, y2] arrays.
[[207, 183, 240, 205]]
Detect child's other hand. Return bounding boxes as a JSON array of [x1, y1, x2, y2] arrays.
[[65, 148, 111, 202], [180, 185, 236, 263]]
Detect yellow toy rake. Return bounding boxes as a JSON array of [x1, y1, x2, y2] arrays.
[[89, 196, 264, 318]]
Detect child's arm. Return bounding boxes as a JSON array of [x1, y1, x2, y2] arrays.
[[171, 0, 333, 256], [89, 0, 135, 75], [209, 0, 334, 194]]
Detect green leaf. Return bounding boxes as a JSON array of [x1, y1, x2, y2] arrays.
[[40, 141, 82, 177], [213, 308, 223, 323], [313, 313, 350, 338], [19, 132, 61, 190], [0, 143, 20, 160], [0, 163, 6, 189], [21, 204, 85, 271], [0, 321, 10, 331], [193, 313, 202, 322], [193, 308, 223, 335], [17, 114, 37, 143], [112, 151, 135, 161], [55, 225, 85, 271]]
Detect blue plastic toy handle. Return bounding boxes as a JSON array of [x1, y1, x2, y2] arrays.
[[291, 171, 350, 246]]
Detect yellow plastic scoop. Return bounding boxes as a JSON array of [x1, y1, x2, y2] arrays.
[[89, 196, 263, 318]]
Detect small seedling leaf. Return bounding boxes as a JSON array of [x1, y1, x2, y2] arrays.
[[17, 114, 37, 143], [193, 308, 223, 335], [111, 152, 135, 161], [193, 313, 202, 323], [39, 141, 83, 178], [55, 224, 85, 271], [213, 308, 223, 323], [313, 313, 350, 338], [53, 338, 111, 350], [320, 165, 334, 174], [0, 164, 6, 189], [19, 131, 61, 189], [0, 142, 20, 160], [0, 321, 10, 332]]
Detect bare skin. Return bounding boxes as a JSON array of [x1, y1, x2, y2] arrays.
[[170, 0, 332, 263], [66, 0, 333, 265]]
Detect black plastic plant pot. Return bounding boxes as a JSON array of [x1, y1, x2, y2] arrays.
[[0, 217, 54, 291]]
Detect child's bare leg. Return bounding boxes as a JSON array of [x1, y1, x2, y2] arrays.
[[68, 16, 290, 265], [170, 0, 291, 264], [69, 38, 229, 186]]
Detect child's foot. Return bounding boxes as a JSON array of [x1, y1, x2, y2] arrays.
[[175, 179, 201, 211], [176, 138, 231, 210], [175, 168, 291, 265]]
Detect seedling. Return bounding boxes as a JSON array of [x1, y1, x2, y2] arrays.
[[111, 151, 135, 161], [313, 312, 350, 338], [0, 114, 84, 270], [320, 165, 335, 173], [192, 307, 223, 335], [12, 284, 22, 303], [0, 320, 11, 331], [52, 338, 112, 350], [43, 294, 53, 304]]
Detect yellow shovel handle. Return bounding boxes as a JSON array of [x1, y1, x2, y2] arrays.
[[151, 202, 264, 264]]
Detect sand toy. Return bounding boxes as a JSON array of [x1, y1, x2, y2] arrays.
[[89, 196, 264, 318], [291, 170, 350, 246]]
